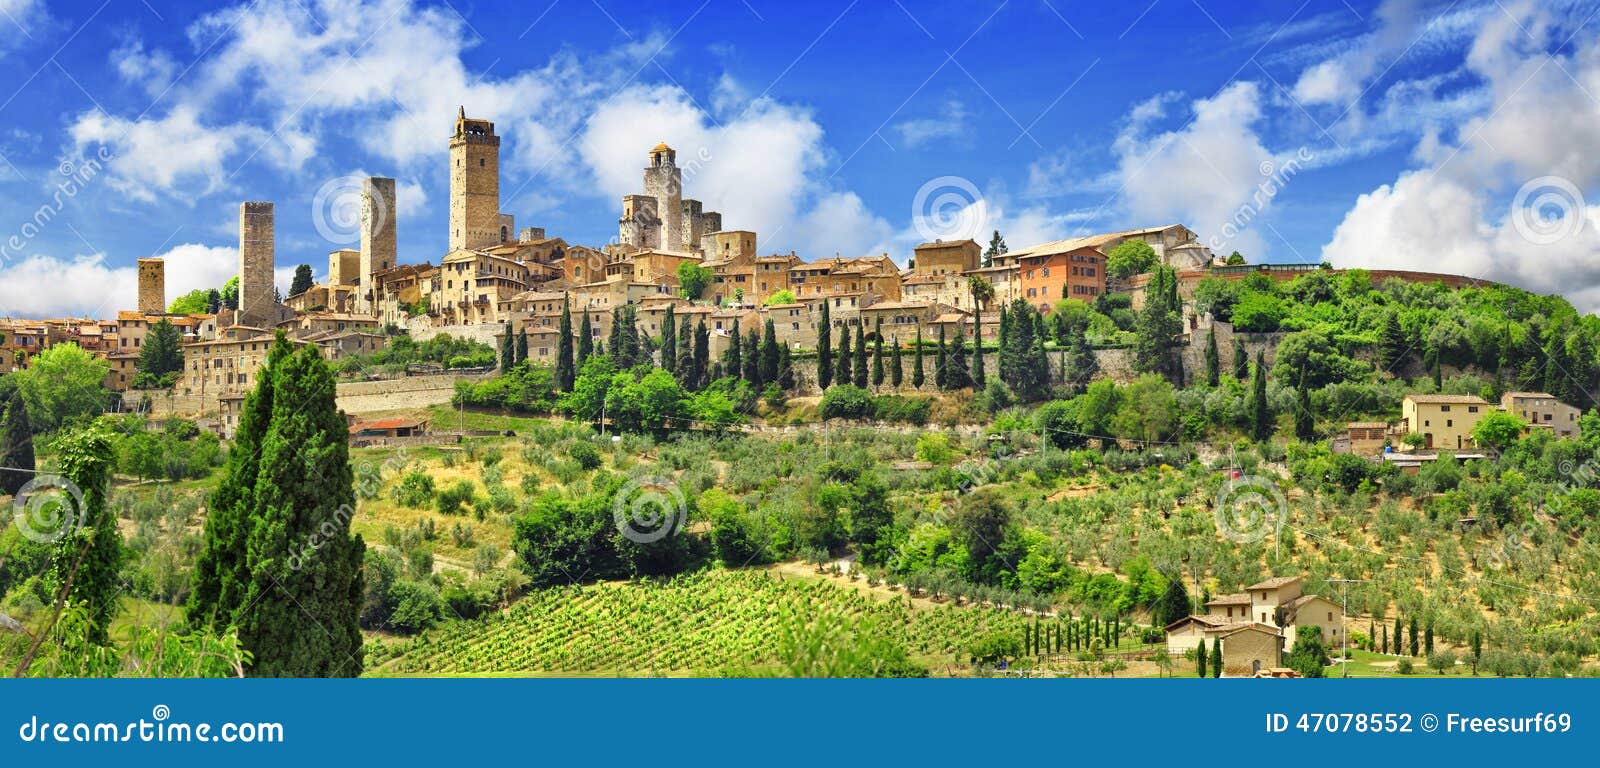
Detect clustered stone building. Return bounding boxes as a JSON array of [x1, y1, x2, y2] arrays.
[[2, 106, 1262, 433]]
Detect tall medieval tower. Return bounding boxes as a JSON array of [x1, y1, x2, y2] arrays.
[[359, 176, 397, 313], [238, 201, 275, 327], [642, 143, 682, 252], [449, 107, 502, 251], [136, 258, 165, 314]]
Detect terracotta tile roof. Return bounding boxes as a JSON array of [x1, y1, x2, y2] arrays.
[[1205, 593, 1251, 606], [1246, 576, 1303, 590], [1403, 394, 1488, 404]]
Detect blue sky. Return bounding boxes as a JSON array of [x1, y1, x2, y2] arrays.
[[3, 0, 1600, 317]]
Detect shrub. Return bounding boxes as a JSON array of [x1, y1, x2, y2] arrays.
[[436, 479, 477, 516], [820, 385, 873, 420], [568, 440, 603, 470], [392, 471, 436, 508]]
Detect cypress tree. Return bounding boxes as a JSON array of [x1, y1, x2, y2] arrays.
[[499, 323, 514, 373], [852, 321, 867, 388], [837, 328, 852, 387], [1211, 637, 1223, 677], [661, 303, 677, 374], [1424, 621, 1434, 656], [935, 326, 948, 389], [743, 328, 762, 388], [137, 317, 184, 380], [608, 306, 626, 357], [1381, 623, 1388, 655], [725, 319, 742, 382], [890, 335, 904, 388], [971, 307, 986, 388], [912, 328, 925, 388], [1204, 326, 1220, 386], [1408, 617, 1419, 656], [190, 340, 291, 631], [516, 326, 528, 365], [0, 387, 34, 496], [997, 306, 1011, 382], [761, 318, 780, 385], [556, 298, 575, 390], [1196, 637, 1208, 677], [1294, 371, 1315, 441], [237, 342, 365, 676], [693, 320, 710, 388], [1250, 350, 1272, 441], [871, 323, 885, 387], [949, 322, 970, 389], [817, 301, 833, 389], [778, 343, 795, 390], [1231, 336, 1248, 380], [1394, 616, 1402, 655], [1379, 311, 1407, 372], [676, 320, 696, 389], [578, 310, 594, 365], [50, 425, 122, 646]]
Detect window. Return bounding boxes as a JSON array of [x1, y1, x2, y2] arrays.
[[1441, 405, 1451, 412], [1468, 406, 1479, 413]]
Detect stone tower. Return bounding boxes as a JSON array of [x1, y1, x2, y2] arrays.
[[449, 107, 501, 252], [360, 176, 396, 314], [642, 143, 682, 252], [329, 249, 360, 286], [238, 201, 275, 328], [136, 258, 165, 314], [619, 194, 661, 249]]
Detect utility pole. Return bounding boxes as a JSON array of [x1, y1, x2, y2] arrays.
[[1327, 578, 1367, 678]]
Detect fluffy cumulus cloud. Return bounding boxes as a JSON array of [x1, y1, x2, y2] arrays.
[[0, 243, 236, 317], [0, 0, 44, 55], [1323, 1, 1600, 310], [1113, 82, 1279, 258]]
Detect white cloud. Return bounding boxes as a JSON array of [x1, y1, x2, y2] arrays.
[[1113, 81, 1278, 257], [0, 0, 43, 55], [0, 243, 236, 317], [111, 39, 179, 98], [68, 106, 265, 203], [894, 100, 971, 149], [1322, 1, 1600, 311], [793, 191, 893, 260]]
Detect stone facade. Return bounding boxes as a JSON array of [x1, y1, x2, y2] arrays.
[[449, 108, 502, 251], [237, 201, 276, 328], [328, 248, 361, 286], [618, 144, 723, 253], [360, 176, 397, 312], [137, 258, 165, 314]]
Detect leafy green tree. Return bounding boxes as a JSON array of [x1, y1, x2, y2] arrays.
[[1105, 240, 1157, 280], [1155, 576, 1190, 627], [983, 230, 1007, 268], [764, 289, 796, 306], [1285, 629, 1329, 678], [1204, 326, 1220, 386], [817, 302, 832, 389], [289, 264, 313, 297], [556, 297, 575, 391], [1379, 311, 1409, 372], [1134, 266, 1181, 376], [676, 261, 713, 300], [14, 342, 109, 432], [168, 288, 213, 314], [49, 425, 123, 646], [0, 385, 35, 496], [1473, 411, 1526, 450], [1250, 351, 1272, 441], [136, 317, 184, 386]]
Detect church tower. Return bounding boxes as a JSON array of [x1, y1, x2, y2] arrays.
[[449, 107, 502, 251]]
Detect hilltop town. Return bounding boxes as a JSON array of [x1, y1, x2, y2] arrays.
[[4, 107, 1599, 680]]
